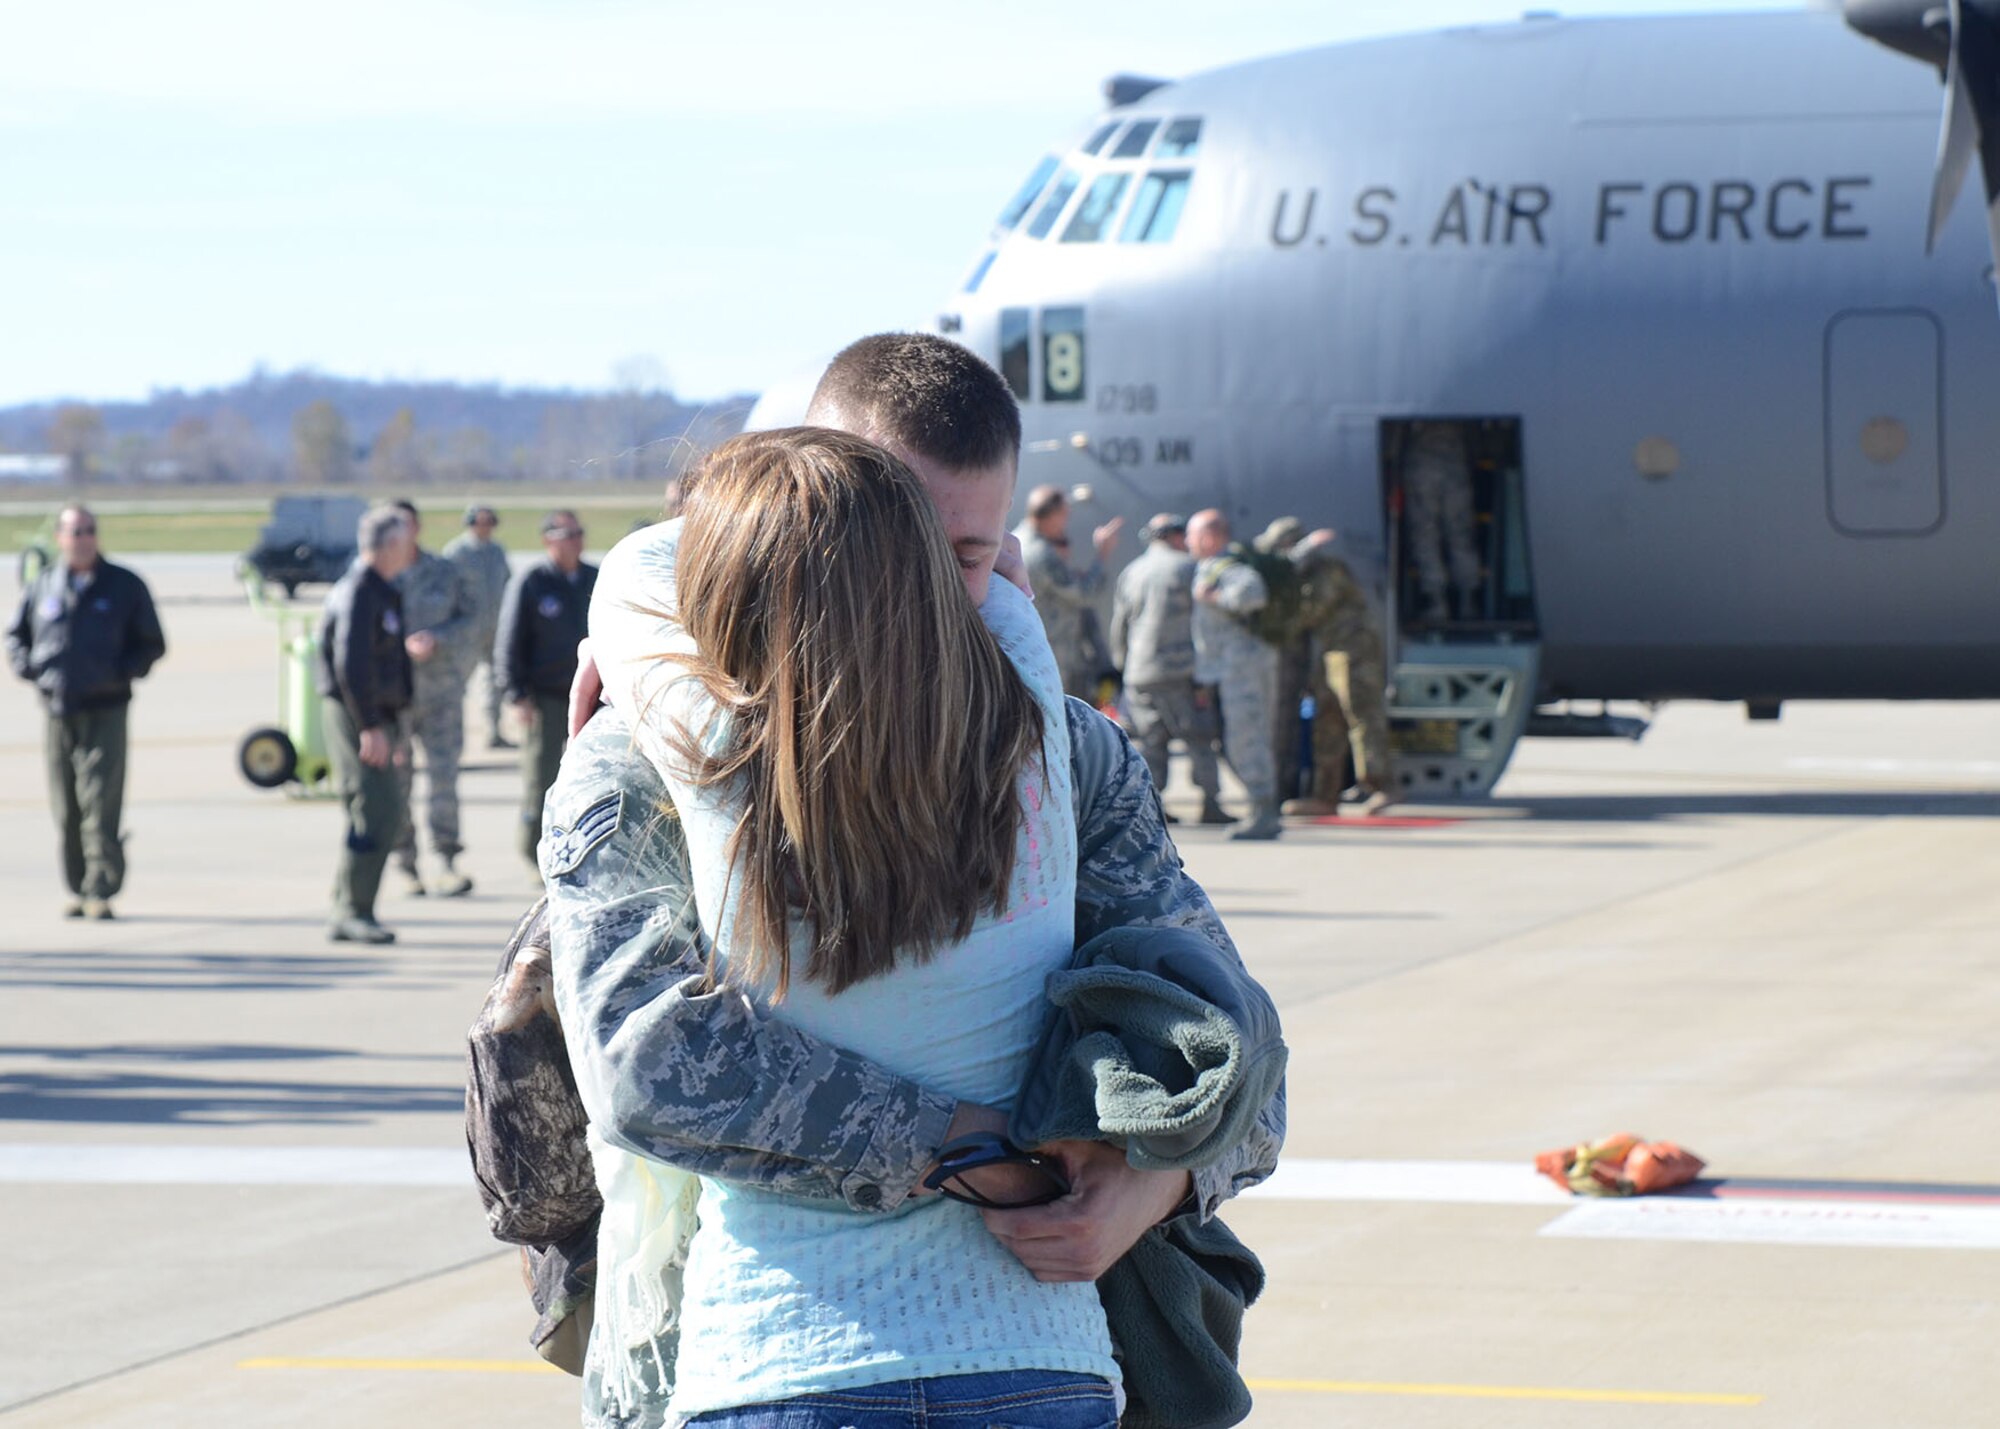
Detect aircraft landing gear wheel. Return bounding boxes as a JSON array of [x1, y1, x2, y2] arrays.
[[238, 727, 298, 789]]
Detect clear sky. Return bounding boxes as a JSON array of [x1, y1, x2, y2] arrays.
[[2, 0, 1800, 406]]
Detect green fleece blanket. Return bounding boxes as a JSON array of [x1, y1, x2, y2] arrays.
[[1010, 926, 1287, 1429]]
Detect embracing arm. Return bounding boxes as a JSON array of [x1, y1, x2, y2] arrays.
[[1064, 697, 1287, 1218], [1210, 563, 1268, 617], [544, 710, 957, 1212]]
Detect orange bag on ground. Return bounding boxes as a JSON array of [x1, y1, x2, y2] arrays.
[[1535, 1133, 1705, 1196]]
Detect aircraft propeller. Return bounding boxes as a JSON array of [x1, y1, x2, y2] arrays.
[[1845, 0, 2000, 269]]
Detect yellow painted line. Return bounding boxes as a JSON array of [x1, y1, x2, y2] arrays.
[[238, 1356, 561, 1375], [234, 1360, 1757, 1406], [1248, 1378, 1761, 1406]]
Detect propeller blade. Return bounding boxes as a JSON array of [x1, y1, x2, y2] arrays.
[[1927, 0, 1976, 252], [1961, 0, 2000, 276]]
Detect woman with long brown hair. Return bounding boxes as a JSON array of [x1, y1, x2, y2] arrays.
[[584, 427, 1119, 1428]]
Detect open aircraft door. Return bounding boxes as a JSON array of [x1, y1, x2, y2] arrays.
[[1380, 416, 1542, 798]]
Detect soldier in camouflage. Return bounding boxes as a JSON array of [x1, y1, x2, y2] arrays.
[[388, 501, 481, 897], [442, 505, 514, 749], [1017, 484, 1122, 702], [1254, 516, 1310, 806], [534, 334, 1282, 1425], [1399, 420, 1482, 622], [1287, 528, 1397, 815], [1188, 509, 1284, 841]]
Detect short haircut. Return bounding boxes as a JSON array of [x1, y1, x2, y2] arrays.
[[358, 504, 411, 553], [541, 509, 581, 536], [1026, 485, 1066, 519], [391, 498, 419, 521], [1190, 508, 1231, 540], [805, 332, 1021, 473], [58, 504, 94, 530]]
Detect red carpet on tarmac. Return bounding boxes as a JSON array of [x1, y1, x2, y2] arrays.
[[1306, 814, 1464, 829]]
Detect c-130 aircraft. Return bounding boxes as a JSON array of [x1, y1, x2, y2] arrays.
[[919, 2, 2000, 798]]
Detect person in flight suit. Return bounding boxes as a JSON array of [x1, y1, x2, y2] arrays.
[[496, 510, 597, 864], [6, 505, 166, 919], [1018, 484, 1122, 702], [387, 500, 481, 898], [1285, 528, 1397, 817], [1109, 511, 1227, 824], [318, 505, 418, 944], [1188, 509, 1283, 841], [443, 504, 515, 749]]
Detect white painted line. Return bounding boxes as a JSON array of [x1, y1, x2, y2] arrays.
[[1239, 1159, 1569, 1206], [0, 1144, 469, 1187], [1785, 756, 2000, 778], [1541, 1196, 2000, 1251]]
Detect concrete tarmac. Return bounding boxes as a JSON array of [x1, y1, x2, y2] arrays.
[[3, 554, 1996, 1426]]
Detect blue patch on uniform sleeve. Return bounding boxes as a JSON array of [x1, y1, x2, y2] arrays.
[[541, 790, 623, 877]]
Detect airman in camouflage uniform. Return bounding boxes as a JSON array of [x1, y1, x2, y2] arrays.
[[390, 504, 481, 897], [442, 505, 514, 748], [541, 701, 1286, 1426], [1109, 512, 1226, 823], [1288, 529, 1396, 814], [1188, 510, 1283, 841]]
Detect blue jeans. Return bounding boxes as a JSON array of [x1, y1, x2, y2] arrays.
[[682, 1370, 1120, 1428]]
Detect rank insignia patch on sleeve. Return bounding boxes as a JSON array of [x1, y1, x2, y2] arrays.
[[542, 791, 623, 877]]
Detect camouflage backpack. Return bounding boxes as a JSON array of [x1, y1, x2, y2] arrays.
[[1237, 546, 1304, 647], [464, 897, 599, 1374]]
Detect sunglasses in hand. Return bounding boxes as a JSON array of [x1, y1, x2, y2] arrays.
[[922, 1132, 1072, 1211]]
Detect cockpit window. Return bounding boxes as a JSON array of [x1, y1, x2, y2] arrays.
[[1080, 121, 1120, 157], [963, 251, 998, 293], [1154, 117, 1202, 158], [997, 156, 1058, 231], [999, 307, 1032, 400], [1025, 167, 1081, 240], [1061, 174, 1131, 243], [1119, 170, 1192, 243], [1111, 120, 1159, 159]]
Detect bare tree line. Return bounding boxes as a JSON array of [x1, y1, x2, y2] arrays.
[[2, 367, 753, 487]]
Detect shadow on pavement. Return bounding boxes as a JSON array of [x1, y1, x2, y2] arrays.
[[0, 1042, 457, 1063], [0, 948, 473, 993], [0, 1072, 461, 1126]]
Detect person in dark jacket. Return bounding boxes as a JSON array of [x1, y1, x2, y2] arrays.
[[317, 505, 418, 944], [5, 505, 166, 919], [495, 510, 597, 863]]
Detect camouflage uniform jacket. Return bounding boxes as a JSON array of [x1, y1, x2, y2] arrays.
[[543, 700, 1285, 1224], [442, 532, 512, 640], [393, 548, 480, 696], [1110, 542, 1199, 687], [1191, 544, 1270, 685], [1293, 542, 1380, 654]]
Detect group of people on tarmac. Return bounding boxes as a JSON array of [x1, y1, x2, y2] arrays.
[[317, 500, 597, 943], [1018, 489, 1399, 845], [4, 495, 602, 941]]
